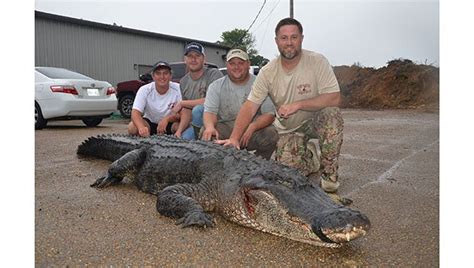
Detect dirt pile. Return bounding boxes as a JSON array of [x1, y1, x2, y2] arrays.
[[334, 59, 439, 110]]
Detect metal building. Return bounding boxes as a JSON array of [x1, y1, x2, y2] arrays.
[[35, 11, 229, 86]]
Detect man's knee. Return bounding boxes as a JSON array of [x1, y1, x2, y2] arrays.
[[191, 105, 204, 128], [274, 132, 319, 175], [316, 107, 343, 130], [254, 126, 279, 148]]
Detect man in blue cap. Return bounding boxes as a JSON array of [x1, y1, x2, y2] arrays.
[[172, 42, 223, 139]]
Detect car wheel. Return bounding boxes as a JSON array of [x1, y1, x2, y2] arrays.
[[119, 94, 134, 118], [35, 102, 47, 130], [82, 118, 103, 127]]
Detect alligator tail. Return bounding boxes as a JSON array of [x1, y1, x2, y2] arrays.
[[77, 134, 141, 161]]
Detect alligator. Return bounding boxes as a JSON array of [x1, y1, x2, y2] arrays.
[[77, 134, 370, 247]]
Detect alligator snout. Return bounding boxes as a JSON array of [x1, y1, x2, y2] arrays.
[[311, 208, 371, 244]]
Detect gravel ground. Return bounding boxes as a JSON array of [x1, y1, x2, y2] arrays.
[[35, 109, 439, 266]]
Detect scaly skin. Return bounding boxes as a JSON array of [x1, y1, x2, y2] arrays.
[[78, 134, 370, 247]]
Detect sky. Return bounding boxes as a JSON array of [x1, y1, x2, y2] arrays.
[[34, 0, 439, 68]]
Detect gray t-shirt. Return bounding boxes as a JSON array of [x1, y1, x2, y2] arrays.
[[204, 74, 275, 123], [179, 67, 223, 100]]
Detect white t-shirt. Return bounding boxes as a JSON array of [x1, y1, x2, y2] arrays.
[[132, 82, 181, 123]]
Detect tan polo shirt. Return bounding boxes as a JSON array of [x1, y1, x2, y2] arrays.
[[248, 49, 340, 133]]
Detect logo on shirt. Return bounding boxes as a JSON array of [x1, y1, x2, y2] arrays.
[[168, 102, 176, 110], [198, 87, 207, 98], [297, 83, 312, 95]]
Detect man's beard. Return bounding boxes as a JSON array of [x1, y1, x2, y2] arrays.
[[280, 47, 299, 60]]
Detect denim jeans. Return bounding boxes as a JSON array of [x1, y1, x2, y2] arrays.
[[191, 104, 204, 128], [181, 126, 195, 140], [181, 105, 204, 140]]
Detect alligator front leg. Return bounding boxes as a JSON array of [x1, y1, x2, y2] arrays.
[[91, 147, 148, 188], [156, 182, 217, 228]]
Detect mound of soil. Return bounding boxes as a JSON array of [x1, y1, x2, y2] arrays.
[[334, 59, 439, 110]]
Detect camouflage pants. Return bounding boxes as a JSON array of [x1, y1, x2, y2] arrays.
[[274, 107, 344, 192]]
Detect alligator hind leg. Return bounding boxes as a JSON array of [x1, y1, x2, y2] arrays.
[[90, 147, 148, 188]]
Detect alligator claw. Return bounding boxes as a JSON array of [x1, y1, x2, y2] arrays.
[[90, 174, 120, 188], [176, 211, 215, 228]]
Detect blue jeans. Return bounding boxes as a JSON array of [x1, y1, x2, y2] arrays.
[[181, 126, 194, 140], [191, 104, 204, 128], [181, 105, 204, 140]]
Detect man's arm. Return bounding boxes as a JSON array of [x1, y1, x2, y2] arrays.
[[157, 113, 180, 134], [216, 100, 260, 149], [278, 92, 340, 118], [131, 109, 150, 137], [172, 98, 205, 114], [181, 98, 205, 109], [202, 112, 219, 141], [240, 113, 275, 147], [175, 108, 191, 138]]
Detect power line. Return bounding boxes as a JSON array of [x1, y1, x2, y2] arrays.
[[245, 0, 267, 33], [253, 0, 281, 32], [229, 0, 267, 49], [254, 0, 281, 55]]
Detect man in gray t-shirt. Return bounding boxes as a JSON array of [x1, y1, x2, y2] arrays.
[[203, 49, 278, 160], [172, 42, 223, 140]]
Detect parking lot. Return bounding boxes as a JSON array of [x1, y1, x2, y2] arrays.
[[35, 109, 439, 266]]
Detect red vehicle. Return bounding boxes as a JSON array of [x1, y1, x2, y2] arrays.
[[116, 62, 218, 118]]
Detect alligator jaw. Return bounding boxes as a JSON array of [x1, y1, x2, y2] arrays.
[[321, 224, 369, 243], [311, 208, 371, 244]]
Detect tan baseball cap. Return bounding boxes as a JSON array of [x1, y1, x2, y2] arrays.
[[226, 49, 249, 62]]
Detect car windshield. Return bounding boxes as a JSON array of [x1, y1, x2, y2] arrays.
[[36, 67, 93, 80]]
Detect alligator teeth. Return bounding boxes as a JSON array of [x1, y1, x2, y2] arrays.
[[346, 232, 351, 242]]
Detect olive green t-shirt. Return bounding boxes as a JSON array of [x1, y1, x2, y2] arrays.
[[179, 68, 223, 100], [248, 50, 340, 133]]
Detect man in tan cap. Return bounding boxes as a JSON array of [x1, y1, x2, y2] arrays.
[[202, 49, 278, 160]]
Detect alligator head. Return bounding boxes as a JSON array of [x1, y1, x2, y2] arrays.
[[223, 172, 371, 247]]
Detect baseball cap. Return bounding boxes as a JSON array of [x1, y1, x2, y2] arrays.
[[152, 61, 171, 72], [184, 42, 205, 55], [226, 49, 249, 62]]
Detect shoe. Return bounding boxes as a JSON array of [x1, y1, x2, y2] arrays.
[[327, 193, 353, 206], [320, 178, 340, 193]]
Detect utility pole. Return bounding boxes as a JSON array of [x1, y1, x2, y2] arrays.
[[290, 0, 294, 18]]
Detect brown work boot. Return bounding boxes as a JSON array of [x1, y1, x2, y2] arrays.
[[320, 177, 340, 193]]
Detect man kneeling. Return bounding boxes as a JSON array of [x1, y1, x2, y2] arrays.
[[202, 49, 278, 160], [128, 61, 192, 138]]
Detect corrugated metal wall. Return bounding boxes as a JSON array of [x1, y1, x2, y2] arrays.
[[35, 14, 228, 87]]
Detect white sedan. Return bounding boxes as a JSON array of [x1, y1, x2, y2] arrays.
[[35, 67, 118, 129]]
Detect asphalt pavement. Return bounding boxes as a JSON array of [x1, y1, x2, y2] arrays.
[[35, 109, 439, 266]]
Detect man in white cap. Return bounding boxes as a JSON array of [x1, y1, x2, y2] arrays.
[[128, 61, 187, 137], [172, 42, 223, 140], [202, 49, 278, 160]]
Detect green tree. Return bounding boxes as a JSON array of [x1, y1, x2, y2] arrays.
[[218, 28, 269, 67]]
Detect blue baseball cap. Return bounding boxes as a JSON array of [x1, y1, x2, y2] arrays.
[[152, 61, 171, 72], [184, 42, 205, 56]]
